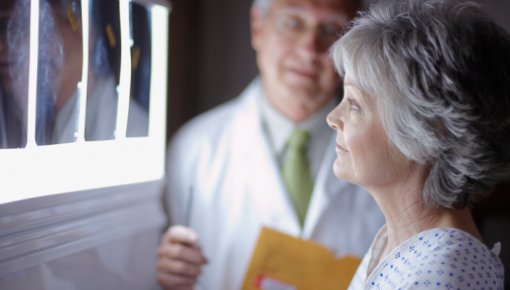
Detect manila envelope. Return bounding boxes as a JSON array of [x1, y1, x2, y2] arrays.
[[241, 227, 360, 290]]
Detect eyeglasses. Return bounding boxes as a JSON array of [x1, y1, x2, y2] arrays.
[[272, 9, 348, 49]]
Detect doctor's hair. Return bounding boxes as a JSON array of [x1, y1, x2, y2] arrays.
[[330, 0, 510, 209], [252, 0, 273, 16], [251, 0, 361, 17]]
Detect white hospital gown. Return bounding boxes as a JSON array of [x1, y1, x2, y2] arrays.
[[348, 226, 504, 290]]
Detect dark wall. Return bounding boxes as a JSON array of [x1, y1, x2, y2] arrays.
[[166, 0, 256, 140], [196, 1, 257, 113]]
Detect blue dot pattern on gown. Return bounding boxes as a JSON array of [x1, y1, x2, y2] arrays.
[[350, 227, 504, 290]]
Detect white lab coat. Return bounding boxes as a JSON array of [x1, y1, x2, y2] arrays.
[[166, 78, 385, 290]]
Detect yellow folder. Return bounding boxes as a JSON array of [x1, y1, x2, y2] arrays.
[[241, 227, 360, 290]]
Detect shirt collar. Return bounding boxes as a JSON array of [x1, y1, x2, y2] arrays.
[[260, 92, 338, 155]]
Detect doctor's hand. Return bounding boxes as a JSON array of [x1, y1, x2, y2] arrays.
[[157, 225, 208, 290]]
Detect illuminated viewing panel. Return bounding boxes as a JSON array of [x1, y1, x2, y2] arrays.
[[0, 0, 170, 204]]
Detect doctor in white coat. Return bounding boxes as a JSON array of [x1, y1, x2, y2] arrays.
[[157, 0, 385, 289]]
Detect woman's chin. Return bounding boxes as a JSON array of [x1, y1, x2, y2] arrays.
[[333, 162, 353, 182]]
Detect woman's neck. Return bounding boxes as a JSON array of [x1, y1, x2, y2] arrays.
[[368, 165, 481, 262], [383, 205, 480, 257]]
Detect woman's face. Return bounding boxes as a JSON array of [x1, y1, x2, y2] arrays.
[[326, 80, 411, 191]]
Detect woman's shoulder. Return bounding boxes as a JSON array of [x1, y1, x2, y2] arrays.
[[408, 228, 504, 289], [366, 228, 504, 289], [415, 228, 503, 265]]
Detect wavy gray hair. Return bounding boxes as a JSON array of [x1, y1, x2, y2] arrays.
[[330, 0, 510, 208]]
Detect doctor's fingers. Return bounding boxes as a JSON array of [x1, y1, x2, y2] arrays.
[[157, 241, 208, 265], [157, 270, 196, 290], [164, 225, 199, 246], [157, 257, 202, 277]]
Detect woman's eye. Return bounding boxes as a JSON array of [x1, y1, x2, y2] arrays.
[[348, 99, 361, 111]]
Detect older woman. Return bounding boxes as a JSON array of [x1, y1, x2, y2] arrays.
[[326, 0, 510, 289]]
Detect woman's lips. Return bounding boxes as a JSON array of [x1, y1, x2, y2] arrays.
[[336, 143, 349, 154]]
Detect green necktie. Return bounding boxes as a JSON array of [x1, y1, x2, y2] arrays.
[[282, 130, 313, 227]]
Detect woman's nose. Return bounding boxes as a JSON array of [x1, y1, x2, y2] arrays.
[[326, 104, 342, 131]]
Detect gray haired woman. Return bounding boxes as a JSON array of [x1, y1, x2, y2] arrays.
[[326, 0, 510, 289]]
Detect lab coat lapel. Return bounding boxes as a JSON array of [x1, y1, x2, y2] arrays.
[[302, 136, 347, 238], [230, 87, 301, 235]]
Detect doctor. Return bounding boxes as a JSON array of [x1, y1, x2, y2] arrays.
[[157, 0, 384, 289]]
